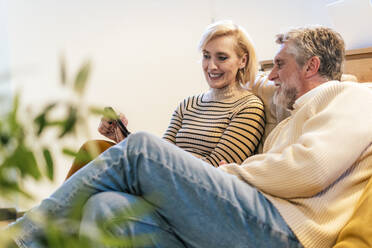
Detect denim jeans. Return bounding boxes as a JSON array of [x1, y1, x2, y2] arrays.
[[11, 132, 303, 248]]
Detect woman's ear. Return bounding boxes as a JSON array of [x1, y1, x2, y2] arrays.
[[304, 56, 321, 78], [239, 53, 248, 69]]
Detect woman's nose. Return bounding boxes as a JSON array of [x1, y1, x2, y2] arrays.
[[208, 59, 218, 70]]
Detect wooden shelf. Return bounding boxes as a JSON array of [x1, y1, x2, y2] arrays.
[[345, 47, 372, 57], [259, 59, 274, 72], [344, 47, 372, 82]]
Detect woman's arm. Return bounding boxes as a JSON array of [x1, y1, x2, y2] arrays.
[[162, 101, 184, 144]]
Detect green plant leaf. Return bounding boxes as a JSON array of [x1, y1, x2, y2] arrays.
[[1, 144, 41, 184], [74, 61, 91, 95], [0, 133, 10, 145], [44, 103, 58, 112], [16, 145, 41, 180], [34, 103, 57, 136], [59, 106, 77, 138], [62, 148, 78, 157], [8, 94, 20, 132], [34, 113, 47, 136], [42, 148, 54, 181], [59, 55, 67, 85], [89, 106, 106, 116]]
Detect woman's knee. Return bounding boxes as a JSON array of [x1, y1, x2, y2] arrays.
[[124, 131, 163, 154], [126, 131, 153, 145]]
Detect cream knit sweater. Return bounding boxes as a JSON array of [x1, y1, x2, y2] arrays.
[[220, 81, 372, 248]]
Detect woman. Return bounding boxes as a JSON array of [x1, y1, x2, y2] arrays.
[[8, 20, 266, 248], [65, 20, 265, 179]]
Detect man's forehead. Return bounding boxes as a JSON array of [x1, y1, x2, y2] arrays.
[[274, 44, 294, 61], [273, 44, 287, 60]]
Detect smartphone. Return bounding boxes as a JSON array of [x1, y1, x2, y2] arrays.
[[103, 107, 131, 137]]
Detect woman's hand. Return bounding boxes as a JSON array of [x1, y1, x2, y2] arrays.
[[218, 160, 228, 166], [98, 113, 129, 143]]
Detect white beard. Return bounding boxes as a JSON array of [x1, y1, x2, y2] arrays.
[[272, 74, 299, 111]]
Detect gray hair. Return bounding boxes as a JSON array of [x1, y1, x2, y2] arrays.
[[276, 26, 345, 81]]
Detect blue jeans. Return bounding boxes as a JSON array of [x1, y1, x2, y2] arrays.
[[11, 132, 303, 248]]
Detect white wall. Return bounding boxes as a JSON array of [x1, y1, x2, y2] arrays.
[[213, 0, 332, 60], [4, 0, 212, 209], [1, 0, 371, 208], [0, 0, 12, 208], [0, 0, 11, 117], [326, 0, 372, 49]]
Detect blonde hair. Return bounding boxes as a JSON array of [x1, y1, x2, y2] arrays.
[[198, 20, 258, 85], [276, 26, 345, 81]]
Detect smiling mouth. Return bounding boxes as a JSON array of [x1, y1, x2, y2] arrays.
[[208, 72, 224, 80]]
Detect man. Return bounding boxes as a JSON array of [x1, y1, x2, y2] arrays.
[[9, 26, 372, 248]]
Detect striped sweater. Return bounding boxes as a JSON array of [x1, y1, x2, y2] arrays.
[[163, 83, 265, 167]]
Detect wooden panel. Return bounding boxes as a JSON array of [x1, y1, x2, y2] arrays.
[[259, 47, 372, 82], [259, 59, 274, 72], [344, 47, 372, 82]]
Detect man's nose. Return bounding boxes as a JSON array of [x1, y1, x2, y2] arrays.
[[268, 68, 278, 81]]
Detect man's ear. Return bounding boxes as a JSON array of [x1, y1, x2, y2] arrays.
[[304, 56, 321, 78], [239, 53, 248, 69]]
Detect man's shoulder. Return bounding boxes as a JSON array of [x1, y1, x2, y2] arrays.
[[323, 80, 371, 87], [308, 81, 372, 98], [294, 81, 372, 112], [321, 81, 372, 96]]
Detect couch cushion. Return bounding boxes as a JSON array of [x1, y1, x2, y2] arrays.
[[333, 82, 372, 247], [333, 175, 372, 248], [246, 73, 290, 152]]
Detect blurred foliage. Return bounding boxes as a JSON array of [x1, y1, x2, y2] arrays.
[[1, 197, 154, 248], [0, 58, 153, 247], [0, 59, 92, 199]]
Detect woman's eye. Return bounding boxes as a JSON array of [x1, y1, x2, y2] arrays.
[[203, 54, 210, 59], [218, 56, 228, 61]]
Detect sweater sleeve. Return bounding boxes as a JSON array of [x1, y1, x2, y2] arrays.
[[162, 100, 184, 144], [202, 98, 265, 167], [220, 84, 372, 198]]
